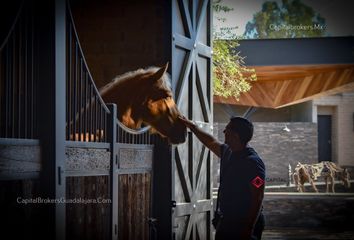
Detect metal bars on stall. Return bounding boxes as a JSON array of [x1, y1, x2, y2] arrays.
[[0, 2, 36, 139], [65, 3, 109, 142]]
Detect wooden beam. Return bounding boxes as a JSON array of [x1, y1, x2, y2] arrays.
[[252, 64, 354, 82], [215, 64, 354, 108], [273, 80, 292, 107], [276, 82, 354, 108], [252, 83, 275, 107], [294, 76, 313, 100], [321, 71, 337, 92]]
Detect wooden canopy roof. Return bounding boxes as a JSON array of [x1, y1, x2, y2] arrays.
[[214, 64, 354, 108]]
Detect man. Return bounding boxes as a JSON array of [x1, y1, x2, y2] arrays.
[[179, 116, 265, 239]]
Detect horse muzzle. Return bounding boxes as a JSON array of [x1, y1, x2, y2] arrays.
[[170, 124, 187, 144]]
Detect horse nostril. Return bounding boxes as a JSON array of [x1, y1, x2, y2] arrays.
[[177, 135, 186, 144], [180, 127, 187, 143]]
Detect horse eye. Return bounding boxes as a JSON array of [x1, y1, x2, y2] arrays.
[[162, 92, 172, 99]]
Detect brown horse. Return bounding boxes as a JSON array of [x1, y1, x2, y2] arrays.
[[99, 63, 186, 144]]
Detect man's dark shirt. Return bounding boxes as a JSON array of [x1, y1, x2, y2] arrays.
[[218, 144, 265, 222]]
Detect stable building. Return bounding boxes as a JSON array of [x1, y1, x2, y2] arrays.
[[0, 0, 213, 239]]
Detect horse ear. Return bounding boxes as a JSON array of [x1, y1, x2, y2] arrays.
[[152, 62, 169, 82]]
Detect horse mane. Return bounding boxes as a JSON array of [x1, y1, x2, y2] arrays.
[[99, 66, 172, 96]]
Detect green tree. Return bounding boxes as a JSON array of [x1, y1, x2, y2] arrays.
[[244, 0, 326, 39], [213, 0, 256, 99]]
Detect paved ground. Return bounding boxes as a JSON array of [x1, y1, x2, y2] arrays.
[[263, 228, 354, 240]]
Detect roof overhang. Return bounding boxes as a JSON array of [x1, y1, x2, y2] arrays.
[[214, 64, 354, 108]]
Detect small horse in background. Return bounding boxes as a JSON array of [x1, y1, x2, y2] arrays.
[[322, 161, 351, 193], [99, 63, 186, 144], [293, 162, 319, 193], [293, 161, 351, 193]]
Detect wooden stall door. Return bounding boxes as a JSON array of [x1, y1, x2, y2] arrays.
[[171, 0, 213, 239], [115, 144, 154, 240], [66, 175, 111, 240]]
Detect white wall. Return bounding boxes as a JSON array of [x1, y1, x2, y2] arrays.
[[313, 92, 354, 167]]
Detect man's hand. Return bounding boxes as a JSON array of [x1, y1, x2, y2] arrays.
[[178, 116, 196, 130], [178, 115, 222, 157]]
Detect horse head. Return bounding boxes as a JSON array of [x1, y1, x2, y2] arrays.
[[138, 64, 186, 144], [100, 63, 186, 144]]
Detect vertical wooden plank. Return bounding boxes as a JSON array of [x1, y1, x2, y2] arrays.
[[146, 173, 151, 240], [118, 173, 151, 240], [119, 175, 125, 238], [66, 176, 110, 240]]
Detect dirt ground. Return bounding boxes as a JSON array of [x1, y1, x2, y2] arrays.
[[263, 228, 354, 240]]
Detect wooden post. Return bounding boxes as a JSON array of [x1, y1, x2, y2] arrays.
[[55, 0, 66, 239], [152, 138, 172, 240], [107, 104, 118, 240], [36, 0, 66, 238]]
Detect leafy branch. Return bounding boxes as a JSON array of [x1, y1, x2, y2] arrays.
[[212, 0, 256, 100]]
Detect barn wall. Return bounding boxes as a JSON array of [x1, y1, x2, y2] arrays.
[[0, 143, 41, 178], [0, 140, 43, 238], [71, 0, 171, 89], [213, 122, 318, 187]]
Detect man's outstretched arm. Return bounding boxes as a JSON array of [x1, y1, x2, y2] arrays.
[[179, 116, 222, 158]]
